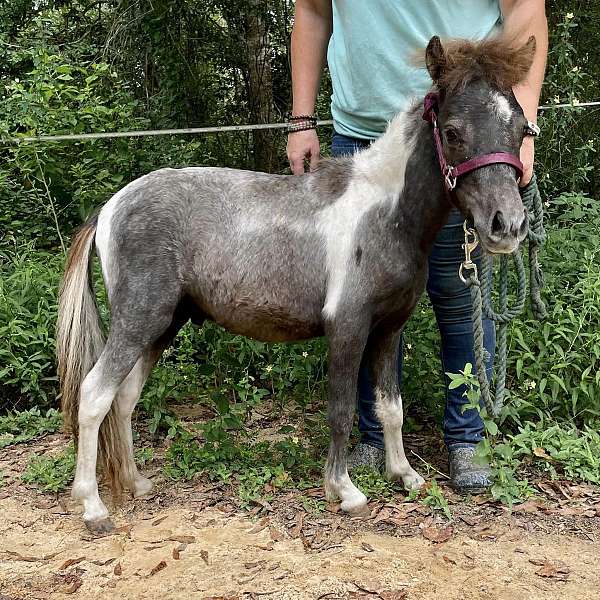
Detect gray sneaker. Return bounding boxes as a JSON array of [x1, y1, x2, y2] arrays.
[[449, 446, 492, 494], [347, 443, 385, 472]]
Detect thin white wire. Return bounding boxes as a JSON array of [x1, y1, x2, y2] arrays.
[[3, 101, 600, 145]]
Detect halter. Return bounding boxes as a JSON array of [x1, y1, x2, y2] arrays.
[[422, 92, 524, 193]]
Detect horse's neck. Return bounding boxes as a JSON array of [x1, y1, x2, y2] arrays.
[[354, 106, 453, 254]]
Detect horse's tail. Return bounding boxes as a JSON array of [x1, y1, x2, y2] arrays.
[[57, 215, 129, 497], [57, 214, 104, 439]]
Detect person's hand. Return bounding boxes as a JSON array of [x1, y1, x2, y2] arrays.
[[520, 135, 535, 187], [287, 129, 321, 174]]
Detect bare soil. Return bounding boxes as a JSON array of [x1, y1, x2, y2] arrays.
[[1, 428, 600, 600]]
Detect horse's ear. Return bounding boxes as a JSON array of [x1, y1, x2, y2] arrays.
[[426, 36, 446, 83], [519, 35, 537, 71]]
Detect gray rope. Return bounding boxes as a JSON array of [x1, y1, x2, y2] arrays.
[[464, 174, 546, 417]]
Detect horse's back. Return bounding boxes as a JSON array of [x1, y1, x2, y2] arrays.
[[96, 166, 330, 342]]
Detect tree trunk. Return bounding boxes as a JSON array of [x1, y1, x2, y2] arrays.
[[245, 2, 279, 172]]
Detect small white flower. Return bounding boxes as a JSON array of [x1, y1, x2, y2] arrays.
[[526, 380, 536, 390], [572, 66, 581, 73], [292, 436, 299, 444], [553, 95, 561, 104], [406, 343, 412, 350], [572, 98, 581, 106], [566, 12, 574, 20], [544, 201, 550, 208], [266, 364, 273, 373], [302, 351, 308, 358]]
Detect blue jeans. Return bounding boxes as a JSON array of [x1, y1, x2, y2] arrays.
[[331, 131, 495, 449]]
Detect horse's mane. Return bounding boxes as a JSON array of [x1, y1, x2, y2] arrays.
[[422, 36, 537, 93]]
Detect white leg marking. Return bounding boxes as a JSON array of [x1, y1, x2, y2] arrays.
[[324, 469, 368, 513], [375, 390, 424, 490], [115, 358, 154, 497], [71, 365, 118, 524]]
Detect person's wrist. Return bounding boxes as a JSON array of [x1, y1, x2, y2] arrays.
[[287, 113, 317, 134]]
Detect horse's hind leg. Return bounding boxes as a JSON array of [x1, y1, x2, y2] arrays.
[[365, 327, 424, 490], [323, 320, 369, 513], [71, 336, 143, 532], [114, 315, 189, 498]]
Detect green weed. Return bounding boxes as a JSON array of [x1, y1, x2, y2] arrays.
[[22, 444, 75, 493], [0, 407, 62, 448]]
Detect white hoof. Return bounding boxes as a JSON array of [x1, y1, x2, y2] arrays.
[[324, 472, 368, 513], [133, 476, 154, 498], [340, 490, 368, 514], [401, 469, 425, 491]]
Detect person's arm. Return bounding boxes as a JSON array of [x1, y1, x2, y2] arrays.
[[287, 0, 332, 175], [500, 0, 548, 185]]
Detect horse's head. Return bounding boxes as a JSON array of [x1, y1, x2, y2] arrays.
[[424, 35, 537, 254]]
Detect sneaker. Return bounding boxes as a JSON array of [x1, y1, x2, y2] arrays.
[[448, 446, 492, 494], [347, 443, 385, 472]]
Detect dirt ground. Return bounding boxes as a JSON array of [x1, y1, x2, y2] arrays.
[[2, 430, 600, 600]]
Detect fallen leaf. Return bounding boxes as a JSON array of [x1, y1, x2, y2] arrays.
[[290, 512, 305, 538], [513, 500, 545, 514], [248, 517, 269, 534], [380, 591, 408, 600], [442, 555, 457, 565], [59, 557, 85, 570], [61, 578, 83, 594], [113, 563, 122, 576], [269, 527, 284, 542], [91, 558, 115, 566], [534, 559, 570, 580], [422, 526, 453, 543], [533, 447, 553, 460], [172, 543, 187, 560], [200, 549, 209, 565], [459, 515, 480, 526], [152, 516, 168, 526], [254, 541, 274, 551], [361, 542, 375, 553], [149, 560, 167, 576], [168, 535, 196, 544]]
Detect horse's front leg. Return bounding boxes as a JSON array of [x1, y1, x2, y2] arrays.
[[323, 319, 369, 513], [365, 327, 424, 490]]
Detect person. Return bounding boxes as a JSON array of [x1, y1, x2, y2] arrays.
[[287, 1, 547, 493]]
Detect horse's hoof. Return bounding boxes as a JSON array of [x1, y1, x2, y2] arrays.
[[340, 490, 368, 514], [402, 470, 425, 491], [133, 477, 154, 498], [85, 517, 115, 535]]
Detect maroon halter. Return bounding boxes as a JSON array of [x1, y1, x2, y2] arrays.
[[422, 92, 523, 193]]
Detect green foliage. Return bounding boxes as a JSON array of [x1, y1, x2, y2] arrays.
[[0, 242, 62, 410], [0, 406, 61, 448], [22, 444, 75, 493], [420, 480, 452, 519]]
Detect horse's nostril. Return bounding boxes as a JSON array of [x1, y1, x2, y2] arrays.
[[491, 211, 505, 237], [519, 210, 529, 238]]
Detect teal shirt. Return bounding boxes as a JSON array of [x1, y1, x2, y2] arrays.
[[328, 1, 502, 139]]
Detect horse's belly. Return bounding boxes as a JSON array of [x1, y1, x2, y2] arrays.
[[206, 300, 324, 342]]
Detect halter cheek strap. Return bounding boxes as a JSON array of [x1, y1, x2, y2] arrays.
[[422, 92, 524, 192]]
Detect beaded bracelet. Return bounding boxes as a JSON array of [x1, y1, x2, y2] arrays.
[[288, 113, 317, 123], [287, 121, 317, 134]]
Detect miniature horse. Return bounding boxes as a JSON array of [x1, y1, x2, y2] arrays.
[[57, 35, 535, 533]]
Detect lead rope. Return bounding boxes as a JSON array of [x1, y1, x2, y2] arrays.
[[460, 174, 546, 418]]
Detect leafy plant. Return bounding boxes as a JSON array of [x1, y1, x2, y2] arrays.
[[22, 444, 75, 493], [0, 406, 61, 448]]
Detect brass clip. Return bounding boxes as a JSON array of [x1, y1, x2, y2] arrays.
[[459, 221, 479, 283]]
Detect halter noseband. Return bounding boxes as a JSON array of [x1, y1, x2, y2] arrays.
[[422, 92, 524, 193]]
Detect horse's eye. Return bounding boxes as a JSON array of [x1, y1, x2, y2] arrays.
[[444, 127, 462, 145]]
